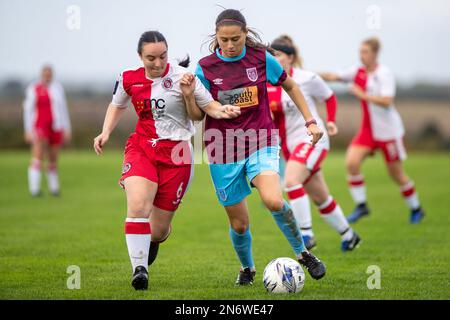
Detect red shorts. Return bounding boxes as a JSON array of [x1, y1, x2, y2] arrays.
[[34, 125, 63, 146], [289, 143, 328, 183], [119, 133, 193, 212], [351, 127, 407, 163]]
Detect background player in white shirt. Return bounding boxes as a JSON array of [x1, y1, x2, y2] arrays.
[[268, 35, 361, 252], [93, 31, 240, 290], [321, 37, 425, 224], [23, 65, 71, 197]]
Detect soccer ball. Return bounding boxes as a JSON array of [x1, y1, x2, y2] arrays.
[[263, 257, 305, 293]]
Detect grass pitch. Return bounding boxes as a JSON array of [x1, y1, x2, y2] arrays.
[[0, 150, 449, 299]]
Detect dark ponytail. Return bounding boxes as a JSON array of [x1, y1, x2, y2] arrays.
[[137, 30, 190, 67], [207, 9, 268, 53], [177, 55, 190, 68]]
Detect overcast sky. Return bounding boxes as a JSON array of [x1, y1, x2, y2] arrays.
[[1, 0, 449, 87]]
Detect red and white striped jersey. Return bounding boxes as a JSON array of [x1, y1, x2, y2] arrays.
[[112, 64, 213, 141], [23, 81, 71, 134], [269, 68, 333, 156], [337, 64, 405, 141]]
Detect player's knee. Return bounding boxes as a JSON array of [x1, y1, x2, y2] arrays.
[[284, 176, 302, 189], [310, 192, 327, 206], [230, 221, 249, 234], [346, 159, 360, 174], [387, 167, 397, 179], [127, 200, 151, 218], [263, 197, 284, 212], [152, 226, 171, 242], [388, 168, 408, 185]]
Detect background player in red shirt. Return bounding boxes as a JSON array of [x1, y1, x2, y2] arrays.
[[321, 38, 425, 224], [23, 65, 71, 197], [268, 35, 361, 252], [93, 31, 240, 290]]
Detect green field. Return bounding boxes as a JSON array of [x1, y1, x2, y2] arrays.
[[0, 150, 449, 300]]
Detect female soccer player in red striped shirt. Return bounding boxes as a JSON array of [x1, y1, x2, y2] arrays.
[[93, 31, 240, 290], [321, 37, 425, 224], [268, 35, 361, 252], [23, 65, 71, 197]]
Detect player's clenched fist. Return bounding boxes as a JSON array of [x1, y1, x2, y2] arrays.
[[180, 73, 196, 97]]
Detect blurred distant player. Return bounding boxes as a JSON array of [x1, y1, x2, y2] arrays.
[[23, 65, 71, 197], [268, 35, 361, 251], [321, 37, 425, 224]]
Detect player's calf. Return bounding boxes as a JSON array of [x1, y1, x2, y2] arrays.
[[148, 225, 172, 266]]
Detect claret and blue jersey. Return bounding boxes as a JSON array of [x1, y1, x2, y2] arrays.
[[196, 46, 287, 164], [196, 45, 287, 206]]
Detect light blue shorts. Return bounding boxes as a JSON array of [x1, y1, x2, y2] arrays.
[[209, 146, 280, 206]]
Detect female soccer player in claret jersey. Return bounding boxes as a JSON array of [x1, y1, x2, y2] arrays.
[[23, 65, 71, 197], [321, 37, 425, 224], [185, 9, 327, 285], [267, 35, 361, 252], [93, 31, 240, 290]]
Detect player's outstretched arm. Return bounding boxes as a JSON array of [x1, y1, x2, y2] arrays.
[[203, 101, 241, 120], [349, 84, 393, 108], [319, 72, 342, 82], [180, 73, 241, 120], [93, 103, 127, 155], [281, 77, 323, 145]]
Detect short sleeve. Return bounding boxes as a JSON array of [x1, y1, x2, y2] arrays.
[[379, 69, 396, 97], [111, 73, 131, 108], [266, 51, 287, 85], [309, 74, 333, 101], [194, 76, 214, 108], [336, 66, 358, 82], [194, 64, 210, 91]]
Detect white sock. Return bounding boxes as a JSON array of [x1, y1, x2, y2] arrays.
[[319, 196, 354, 241], [47, 168, 60, 194], [400, 181, 420, 210], [286, 184, 314, 237], [348, 174, 367, 204], [125, 218, 151, 272], [28, 159, 41, 195]]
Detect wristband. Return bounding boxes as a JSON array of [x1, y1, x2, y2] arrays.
[[305, 119, 317, 128]]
